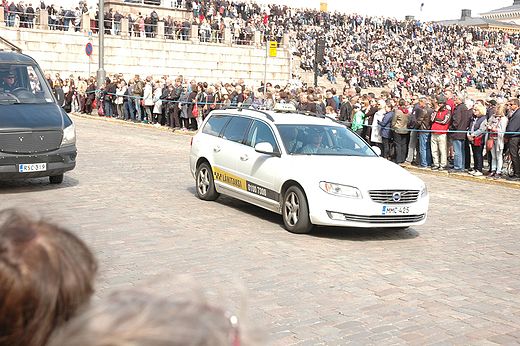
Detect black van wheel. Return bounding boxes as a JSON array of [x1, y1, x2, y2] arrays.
[[49, 174, 64, 184], [282, 186, 313, 234]]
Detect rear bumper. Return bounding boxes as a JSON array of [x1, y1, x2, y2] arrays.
[[0, 145, 77, 180]]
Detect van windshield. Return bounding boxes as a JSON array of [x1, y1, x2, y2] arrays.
[[0, 64, 55, 105]]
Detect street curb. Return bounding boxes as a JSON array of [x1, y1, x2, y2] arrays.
[[70, 113, 520, 190], [404, 165, 520, 190], [69, 113, 197, 137]]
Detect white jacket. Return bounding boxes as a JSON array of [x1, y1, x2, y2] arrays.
[[371, 109, 385, 144], [488, 115, 508, 151], [143, 83, 154, 106]]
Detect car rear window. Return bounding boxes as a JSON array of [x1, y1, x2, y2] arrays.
[[221, 117, 252, 143], [202, 114, 230, 136]]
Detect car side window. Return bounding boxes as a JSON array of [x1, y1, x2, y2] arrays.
[[221, 117, 252, 143], [246, 120, 280, 153], [202, 115, 230, 137]]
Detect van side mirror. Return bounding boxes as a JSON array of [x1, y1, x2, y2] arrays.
[[371, 146, 382, 156]]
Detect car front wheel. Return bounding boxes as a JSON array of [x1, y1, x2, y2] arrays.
[[282, 186, 313, 234], [195, 162, 219, 201]]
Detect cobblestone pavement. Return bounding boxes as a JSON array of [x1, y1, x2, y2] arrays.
[[1, 116, 520, 345]]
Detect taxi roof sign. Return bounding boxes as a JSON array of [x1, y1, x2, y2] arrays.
[[273, 103, 296, 112]]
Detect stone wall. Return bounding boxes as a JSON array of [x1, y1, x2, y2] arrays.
[[0, 25, 291, 86]]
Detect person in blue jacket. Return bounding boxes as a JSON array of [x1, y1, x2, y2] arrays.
[[378, 102, 394, 160]]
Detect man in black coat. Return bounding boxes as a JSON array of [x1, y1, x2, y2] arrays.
[[506, 98, 520, 180], [25, 4, 35, 28], [449, 94, 472, 172], [339, 88, 353, 122]]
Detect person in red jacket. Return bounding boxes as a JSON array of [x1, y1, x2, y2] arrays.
[[430, 95, 452, 170], [444, 89, 456, 115]]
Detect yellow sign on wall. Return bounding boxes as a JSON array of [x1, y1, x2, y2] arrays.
[[320, 1, 328, 12], [269, 41, 278, 57]]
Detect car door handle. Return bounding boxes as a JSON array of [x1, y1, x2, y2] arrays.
[[240, 154, 249, 161], [214, 146, 221, 153]]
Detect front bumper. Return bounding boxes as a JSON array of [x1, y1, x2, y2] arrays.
[[307, 188, 429, 228], [0, 145, 77, 180]]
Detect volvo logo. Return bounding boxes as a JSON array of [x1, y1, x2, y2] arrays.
[[392, 192, 402, 202]]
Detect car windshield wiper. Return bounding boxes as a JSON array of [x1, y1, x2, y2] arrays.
[[0, 99, 20, 105]]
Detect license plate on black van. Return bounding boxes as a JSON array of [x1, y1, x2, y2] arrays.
[[18, 163, 47, 173]]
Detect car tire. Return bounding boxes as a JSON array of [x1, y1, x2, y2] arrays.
[[282, 186, 313, 234], [196, 162, 219, 201], [49, 174, 64, 184]]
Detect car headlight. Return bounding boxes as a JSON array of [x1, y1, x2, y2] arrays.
[[61, 123, 76, 146], [319, 181, 362, 198], [420, 185, 428, 198]]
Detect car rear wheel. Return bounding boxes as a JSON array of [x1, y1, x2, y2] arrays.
[[196, 162, 219, 201], [49, 174, 64, 184], [282, 186, 313, 234]]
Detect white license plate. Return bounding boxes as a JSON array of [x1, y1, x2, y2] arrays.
[[382, 205, 410, 215], [18, 163, 47, 173]]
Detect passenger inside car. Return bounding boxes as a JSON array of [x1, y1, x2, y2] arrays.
[[280, 126, 303, 153]]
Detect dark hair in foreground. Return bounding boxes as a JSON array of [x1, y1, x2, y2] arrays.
[[0, 210, 97, 346], [49, 288, 244, 346]]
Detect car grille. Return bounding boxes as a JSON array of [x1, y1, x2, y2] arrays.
[[369, 190, 420, 204], [0, 131, 62, 154], [342, 213, 426, 224]]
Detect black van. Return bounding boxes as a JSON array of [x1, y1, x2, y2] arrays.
[[0, 50, 76, 184]]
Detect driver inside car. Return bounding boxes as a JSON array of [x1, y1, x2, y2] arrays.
[[301, 128, 327, 154], [0, 71, 17, 92]]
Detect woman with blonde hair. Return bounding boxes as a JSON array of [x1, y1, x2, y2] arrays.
[[486, 103, 509, 178], [467, 103, 488, 176]]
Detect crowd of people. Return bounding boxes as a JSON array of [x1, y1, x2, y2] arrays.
[[43, 70, 520, 182], [4, 1, 520, 97], [293, 14, 520, 98], [0, 209, 249, 346], [5, 0, 520, 181], [1, 0, 283, 45]]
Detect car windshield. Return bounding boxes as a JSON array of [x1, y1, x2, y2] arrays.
[[277, 124, 377, 157], [0, 63, 54, 105]]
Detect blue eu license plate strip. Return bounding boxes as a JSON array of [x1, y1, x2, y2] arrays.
[[18, 163, 47, 173], [382, 205, 410, 215]]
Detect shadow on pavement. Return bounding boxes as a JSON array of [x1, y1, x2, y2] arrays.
[[186, 187, 420, 241], [309, 226, 420, 241], [0, 176, 79, 193]]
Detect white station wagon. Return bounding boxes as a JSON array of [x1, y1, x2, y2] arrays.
[[189, 106, 429, 234]]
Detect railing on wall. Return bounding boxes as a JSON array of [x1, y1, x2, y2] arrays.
[[0, 35, 22, 52]]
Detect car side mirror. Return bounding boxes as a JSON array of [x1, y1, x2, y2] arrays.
[[255, 142, 280, 157], [371, 146, 382, 156]]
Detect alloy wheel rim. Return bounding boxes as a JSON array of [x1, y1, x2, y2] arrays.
[[198, 168, 210, 195], [284, 191, 300, 226]]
